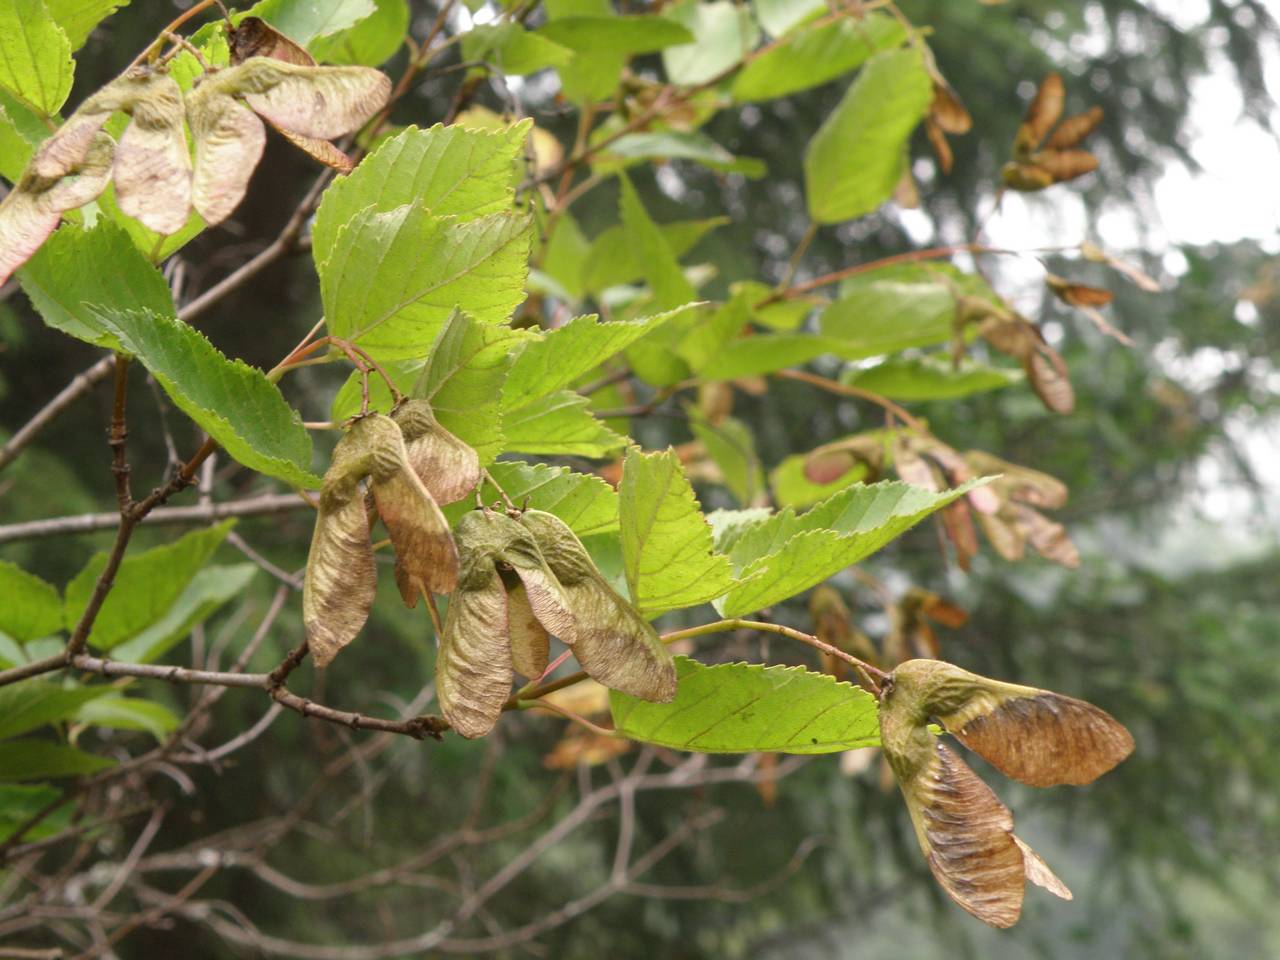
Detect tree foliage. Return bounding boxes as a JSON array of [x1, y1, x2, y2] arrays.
[[0, 1, 1274, 957]]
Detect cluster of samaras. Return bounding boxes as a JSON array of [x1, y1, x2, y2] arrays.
[[878, 659, 1134, 927], [303, 403, 677, 739], [0, 17, 391, 285]]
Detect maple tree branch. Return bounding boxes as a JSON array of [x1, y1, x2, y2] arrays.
[[0, 355, 114, 474]]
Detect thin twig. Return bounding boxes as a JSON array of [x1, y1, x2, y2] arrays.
[[0, 493, 313, 544]]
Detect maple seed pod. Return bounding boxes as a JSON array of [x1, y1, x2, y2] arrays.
[[390, 399, 482, 505], [519, 510, 677, 703], [228, 16, 314, 66], [436, 522, 513, 739], [0, 133, 115, 288], [1033, 148, 1099, 184], [891, 658, 1135, 787], [112, 70, 193, 236], [303, 427, 379, 669], [1016, 72, 1065, 157], [1045, 273, 1114, 308], [1045, 105, 1104, 150], [227, 18, 357, 172], [435, 511, 578, 738], [1001, 161, 1054, 192], [219, 57, 392, 142], [187, 57, 389, 224], [351, 413, 459, 603], [187, 83, 268, 226], [879, 664, 1079, 927]]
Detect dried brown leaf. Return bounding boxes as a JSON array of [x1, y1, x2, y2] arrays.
[[1044, 105, 1103, 150], [113, 72, 192, 236], [187, 82, 267, 225], [391, 399, 481, 505], [521, 510, 676, 702]]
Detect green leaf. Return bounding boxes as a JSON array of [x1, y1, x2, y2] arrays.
[[718, 479, 984, 617], [673, 297, 749, 372], [410, 310, 530, 464], [594, 131, 765, 178], [0, 740, 114, 780], [19, 220, 174, 349], [309, 0, 408, 65], [732, 280, 815, 332], [843, 356, 1023, 400], [319, 202, 531, 360], [501, 391, 626, 458], [64, 521, 236, 651], [313, 121, 531, 263], [0, 783, 71, 842], [502, 311, 682, 411], [804, 47, 931, 224], [732, 14, 905, 102], [611, 656, 880, 753], [539, 207, 590, 303], [618, 173, 696, 311], [0, 561, 63, 643], [462, 23, 574, 75], [770, 453, 869, 508], [75, 696, 179, 740], [44, 0, 130, 50], [819, 263, 996, 357], [0, 95, 38, 182], [662, 0, 760, 87], [0, 0, 73, 116], [698, 332, 857, 379], [538, 14, 693, 55], [0, 680, 114, 740], [582, 216, 724, 295], [110, 564, 258, 664], [443, 461, 619, 537], [245, 0, 377, 45], [619, 447, 736, 616], [92, 309, 321, 489], [689, 414, 763, 507], [752, 0, 824, 37]]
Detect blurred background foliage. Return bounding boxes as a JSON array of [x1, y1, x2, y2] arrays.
[[2, 0, 1279, 957]]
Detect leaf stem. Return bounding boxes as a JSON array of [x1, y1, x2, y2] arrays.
[[126, 0, 218, 70]]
